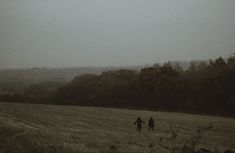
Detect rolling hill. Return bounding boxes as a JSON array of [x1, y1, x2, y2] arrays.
[[0, 102, 234, 153]]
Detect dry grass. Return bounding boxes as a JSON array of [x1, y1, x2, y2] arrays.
[[0, 102, 234, 153]]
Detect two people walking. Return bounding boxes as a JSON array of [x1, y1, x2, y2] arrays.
[[134, 116, 155, 133]]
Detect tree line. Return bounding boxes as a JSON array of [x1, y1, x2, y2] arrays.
[[0, 56, 234, 116], [53, 56, 235, 116]]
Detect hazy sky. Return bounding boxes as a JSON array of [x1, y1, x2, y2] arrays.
[[1, 0, 235, 68]]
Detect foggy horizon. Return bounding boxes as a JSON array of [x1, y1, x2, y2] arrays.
[[1, 0, 235, 69]]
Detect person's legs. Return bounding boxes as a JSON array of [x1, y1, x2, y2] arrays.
[[137, 126, 141, 133], [139, 127, 141, 133]]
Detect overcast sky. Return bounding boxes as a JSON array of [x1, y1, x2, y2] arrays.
[[0, 0, 235, 68]]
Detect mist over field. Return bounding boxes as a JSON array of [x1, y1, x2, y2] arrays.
[[0, 0, 235, 153]]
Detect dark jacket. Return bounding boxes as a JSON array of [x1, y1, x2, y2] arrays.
[[134, 117, 145, 127]]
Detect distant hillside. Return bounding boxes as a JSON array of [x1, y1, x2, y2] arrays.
[[0, 67, 142, 92], [0, 61, 205, 92]]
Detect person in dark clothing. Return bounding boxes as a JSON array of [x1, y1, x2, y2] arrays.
[[148, 116, 155, 131], [134, 116, 145, 133]]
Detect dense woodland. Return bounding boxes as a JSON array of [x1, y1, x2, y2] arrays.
[[53, 56, 235, 116], [1, 56, 235, 116]]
